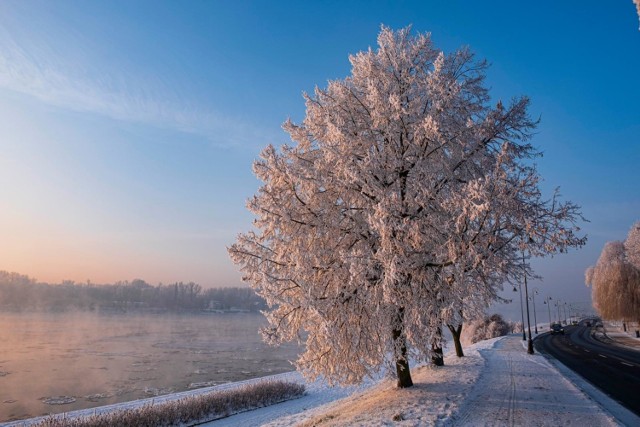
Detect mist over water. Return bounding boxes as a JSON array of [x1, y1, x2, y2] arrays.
[[0, 312, 300, 422]]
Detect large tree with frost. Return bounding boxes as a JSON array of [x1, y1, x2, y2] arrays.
[[229, 26, 585, 388], [586, 222, 640, 329]]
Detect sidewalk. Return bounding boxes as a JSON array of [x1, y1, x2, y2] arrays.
[[601, 322, 640, 350], [445, 334, 628, 426]]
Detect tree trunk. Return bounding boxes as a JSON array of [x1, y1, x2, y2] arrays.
[[431, 345, 444, 366], [447, 323, 464, 357], [392, 308, 413, 388], [395, 352, 413, 388], [431, 326, 445, 366]]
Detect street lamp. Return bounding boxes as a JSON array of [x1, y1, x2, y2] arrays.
[[513, 283, 526, 341], [563, 302, 568, 326], [522, 251, 534, 354], [543, 296, 553, 329], [530, 288, 539, 334]]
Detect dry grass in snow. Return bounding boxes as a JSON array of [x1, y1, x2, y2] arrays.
[[30, 380, 305, 427]]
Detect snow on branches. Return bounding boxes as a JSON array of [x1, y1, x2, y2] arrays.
[[587, 221, 640, 323], [229, 26, 586, 388]]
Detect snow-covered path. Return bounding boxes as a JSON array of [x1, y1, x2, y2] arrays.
[[446, 335, 620, 426], [206, 334, 639, 426]]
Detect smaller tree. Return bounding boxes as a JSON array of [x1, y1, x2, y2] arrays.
[[586, 222, 640, 333], [461, 313, 512, 346], [624, 221, 640, 269]]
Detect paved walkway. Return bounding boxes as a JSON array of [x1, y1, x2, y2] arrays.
[[603, 322, 640, 350], [445, 334, 621, 426]]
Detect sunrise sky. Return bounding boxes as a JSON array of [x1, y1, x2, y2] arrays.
[[0, 1, 638, 315]]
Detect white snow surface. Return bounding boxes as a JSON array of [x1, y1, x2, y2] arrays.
[[203, 334, 638, 426]]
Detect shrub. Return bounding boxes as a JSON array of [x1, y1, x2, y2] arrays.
[[462, 314, 513, 345], [32, 380, 305, 427]]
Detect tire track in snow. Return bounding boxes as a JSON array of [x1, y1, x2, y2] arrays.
[[443, 337, 520, 426], [444, 334, 620, 427], [492, 351, 516, 426], [505, 352, 517, 426]]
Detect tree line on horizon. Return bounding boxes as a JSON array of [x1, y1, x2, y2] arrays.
[[0, 270, 266, 313]]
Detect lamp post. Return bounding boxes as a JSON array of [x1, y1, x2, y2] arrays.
[[563, 302, 568, 326], [522, 251, 534, 354], [543, 296, 553, 329], [514, 283, 526, 341], [530, 288, 539, 334], [555, 300, 562, 325]]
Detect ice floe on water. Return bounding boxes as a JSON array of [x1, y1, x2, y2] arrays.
[[188, 381, 225, 389], [84, 393, 112, 402], [41, 396, 76, 405], [143, 387, 174, 396]]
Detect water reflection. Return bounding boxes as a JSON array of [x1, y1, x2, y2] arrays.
[[0, 311, 300, 422]]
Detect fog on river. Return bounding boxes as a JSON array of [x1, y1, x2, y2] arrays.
[[0, 311, 300, 422]]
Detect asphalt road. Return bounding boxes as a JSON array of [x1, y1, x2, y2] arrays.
[[534, 320, 640, 416]]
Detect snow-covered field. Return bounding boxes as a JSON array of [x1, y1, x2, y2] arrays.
[[9, 333, 639, 426]]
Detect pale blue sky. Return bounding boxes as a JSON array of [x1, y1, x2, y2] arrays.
[[0, 1, 638, 319]]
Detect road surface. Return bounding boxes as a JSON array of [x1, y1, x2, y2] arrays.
[[534, 320, 640, 416]]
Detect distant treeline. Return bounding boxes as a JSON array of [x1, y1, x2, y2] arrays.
[[0, 270, 266, 313]]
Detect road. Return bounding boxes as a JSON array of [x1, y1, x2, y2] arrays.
[[534, 320, 640, 416]]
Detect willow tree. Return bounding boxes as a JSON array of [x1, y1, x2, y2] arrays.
[[587, 222, 640, 330], [229, 26, 585, 388], [624, 221, 640, 269]]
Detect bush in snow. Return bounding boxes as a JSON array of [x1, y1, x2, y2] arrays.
[[32, 379, 305, 427], [462, 314, 513, 345], [510, 321, 523, 334]]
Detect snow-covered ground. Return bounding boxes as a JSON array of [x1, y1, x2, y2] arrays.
[[202, 334, 640, 426], [9, 333, 639, 426], [601, 321, 640, 349]]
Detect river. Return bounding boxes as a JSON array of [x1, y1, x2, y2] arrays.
[[0, 311, 300, 422]]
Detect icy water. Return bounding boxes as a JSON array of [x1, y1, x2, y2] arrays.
[[0, 311, 300, 422]]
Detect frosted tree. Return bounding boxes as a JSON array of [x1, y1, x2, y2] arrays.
[[461, 314, 512, 346], [624, 221, 640, 269], [587, 225, 640, 332], [439, 159, 584, 357], [229, 26, 585, 388], [586, 242, 635, 320]]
